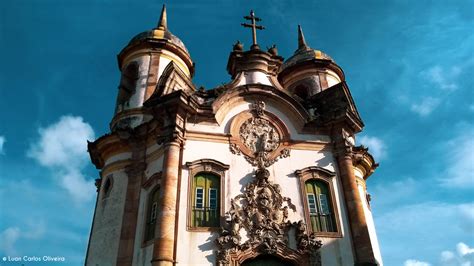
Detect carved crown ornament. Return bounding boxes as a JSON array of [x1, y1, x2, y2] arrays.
[[215, 167, 322, 266], [229, 101, 291, 168]]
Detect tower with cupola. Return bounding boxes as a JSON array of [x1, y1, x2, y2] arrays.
[[86, 6, 382, 266]]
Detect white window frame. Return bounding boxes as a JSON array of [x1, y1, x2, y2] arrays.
[[195, 187, 204, 209], [208, 188, 218, 210], [307, 193, 318, 214]]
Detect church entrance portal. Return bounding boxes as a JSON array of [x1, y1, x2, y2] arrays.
[[241, 254, 295, 266]]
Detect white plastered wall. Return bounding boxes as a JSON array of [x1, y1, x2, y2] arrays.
[[355, 172, 383, 265], [174, 101, 355, 265], [86, 169, 128, 266]]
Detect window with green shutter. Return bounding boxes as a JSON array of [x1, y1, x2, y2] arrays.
[[305, 179, 336, 232], [145, 186, 160, 241], [192, 173, 220, 227]]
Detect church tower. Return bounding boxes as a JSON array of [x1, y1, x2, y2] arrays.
[[86, 7, 383, 266]]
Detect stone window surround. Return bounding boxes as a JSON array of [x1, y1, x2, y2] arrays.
[[295, 166, 342, 238], [141, 171, 161, 247], [185, 159, 229, 232]]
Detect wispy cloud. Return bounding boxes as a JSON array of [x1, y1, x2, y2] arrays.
[[357, 135, 387, 160], [0, 227, 20, 255], [27, 115, 96, 202], [0, 222, 45, 256], [423, 65, 462, 91], [439, 125, 474, 188], [376, 202, 473, 264], [440, 242, 474, 266], [404, 259, 431, 266], [405, 242, 474, 266], [0, 135, 5, 155], [410, 97, 441, 116], [371, 177, 418, 207]]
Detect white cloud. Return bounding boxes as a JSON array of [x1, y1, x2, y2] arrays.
[[0, 227, 20, 255], [410, 96, 441, 116], [440, 242, 474, 266], [423, 65, 462, 91], [0, 222, 46, 256], [376, 202, 473, 264], [358, 135, 387, 160], [440, 126, 474, 188], [0, 135, 5, 154], [27, 115, 96, 202], [371, 177, 418, 207], [404, 259, 431, 266]]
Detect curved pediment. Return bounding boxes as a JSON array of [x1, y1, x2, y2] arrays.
[[212, 84, 310, 131]]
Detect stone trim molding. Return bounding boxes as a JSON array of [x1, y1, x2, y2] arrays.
[[185, 159, 229, 231], [295, 166, 343, 238]]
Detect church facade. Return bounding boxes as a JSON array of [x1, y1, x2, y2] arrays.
[[86, 6, 383, 266]]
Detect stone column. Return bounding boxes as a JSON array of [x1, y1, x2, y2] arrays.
[[334, 128, 377, 266], [152, 138, 182, 266]]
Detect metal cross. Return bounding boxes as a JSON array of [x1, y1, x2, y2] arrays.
[[241, 10, 265, 48]]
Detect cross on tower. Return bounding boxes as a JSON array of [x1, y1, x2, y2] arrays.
[[241, 10, 265, 49]]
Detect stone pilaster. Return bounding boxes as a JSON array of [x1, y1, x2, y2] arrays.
[[333, 127, 377, 266], [152, 134, 183, 266], [117, 137, 147, 266]]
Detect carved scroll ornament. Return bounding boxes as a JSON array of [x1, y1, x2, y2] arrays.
[[215, 169, 322, 265]]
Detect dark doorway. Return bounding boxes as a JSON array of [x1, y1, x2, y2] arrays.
[[241, 254, 294, 266]]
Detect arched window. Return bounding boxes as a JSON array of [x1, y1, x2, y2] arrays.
[[116, 62, 139, 113], [305, 179, 336, 232], [295, 167, 341, 237], [185, 159, 229, 230], [293, 84, 309, 99], [101, 175, 113, 199], [144, 186, 160, 241], [192, 173, 220, 227]]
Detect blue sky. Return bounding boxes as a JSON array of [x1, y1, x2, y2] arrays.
[[0, 0, 473, 265]]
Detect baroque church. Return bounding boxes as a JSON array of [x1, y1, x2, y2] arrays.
[[86, 5, 383, 266]]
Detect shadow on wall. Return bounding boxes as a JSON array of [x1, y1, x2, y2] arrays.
[[315, 150, 333, 169], [198, 234, 218, 264], [239, 172, 256, 193]]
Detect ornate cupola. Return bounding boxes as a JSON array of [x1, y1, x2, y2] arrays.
[[278, 26, 345, 101], [111, 5, 195, 130], [226, 11, 284, 87]]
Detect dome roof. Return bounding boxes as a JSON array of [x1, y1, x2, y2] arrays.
[[117, 5, 194, 75], [281, 47, 333, 70], [128, 28, 190, 55], [281, 25, 334, 71]]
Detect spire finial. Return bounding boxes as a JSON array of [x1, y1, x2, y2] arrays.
[[298, 25, 308, 49], [157, 4, 167, 30]]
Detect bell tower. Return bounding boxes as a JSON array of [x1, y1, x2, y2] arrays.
[[86, 7, 383, 266], [111, 5, 194, 130]]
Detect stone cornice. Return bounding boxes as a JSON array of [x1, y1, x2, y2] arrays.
[[352, 145, 379, 180], [309, 82, 364, 133], [226, 48, 283, 78]]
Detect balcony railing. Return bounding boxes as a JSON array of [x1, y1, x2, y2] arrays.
[[310, 213, 335, 232], [192, 207, 219, 227]]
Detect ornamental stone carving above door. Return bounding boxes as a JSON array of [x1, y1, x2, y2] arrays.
[[215, 168, 322, 266]]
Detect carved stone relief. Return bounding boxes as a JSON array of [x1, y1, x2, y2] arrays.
[[229, 101, 291, 168], [240, 117, 280, 154], [216, 168, 322, 265]]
